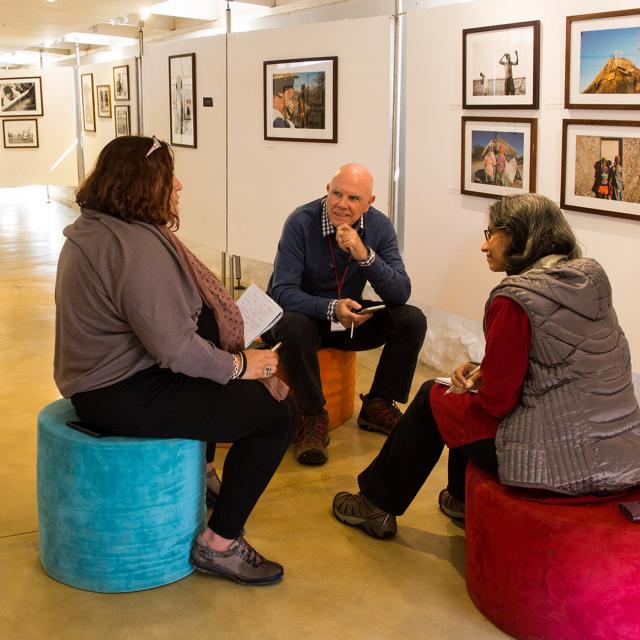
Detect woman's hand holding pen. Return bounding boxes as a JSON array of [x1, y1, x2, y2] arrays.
[[447, 362, 482, 394], [242, 344, 280, 380]]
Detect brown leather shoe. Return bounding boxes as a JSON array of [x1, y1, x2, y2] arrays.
[[357, 394, 402, 435], [295, 410, 329, 465]]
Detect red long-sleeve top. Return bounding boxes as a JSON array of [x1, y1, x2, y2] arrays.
[[430, 296, 531, 448]]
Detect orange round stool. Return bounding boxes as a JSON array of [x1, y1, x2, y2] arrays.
[[277, 348, 356, 430]]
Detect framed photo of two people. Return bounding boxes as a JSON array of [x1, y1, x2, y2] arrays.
[[463, 21, 540, 109]]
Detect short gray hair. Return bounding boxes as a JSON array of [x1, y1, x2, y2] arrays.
[[489, 194, 581, 275]]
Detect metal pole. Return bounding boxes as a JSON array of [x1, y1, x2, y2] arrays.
[[388, 0, 401, 227], [73, 42, 86, 183], [40, 48, 51, 203], [225, 1, 233, 295], [136, 21, 144, 135]]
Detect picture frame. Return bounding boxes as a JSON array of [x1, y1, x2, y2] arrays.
[[169, 53, 197, 148], [263, 56, 338, 143], [96, 84, 112, 118], [561, 119, 640, 220], [461, 116, 537, 199], [0, 77, 44, 117], [114, 104, 131, 137], [81, 73, 96, 132], [565, 9, 640, 109], [113, 65, 130, 101], [3, 118, 38, 148], [462, 21, 540, 109]]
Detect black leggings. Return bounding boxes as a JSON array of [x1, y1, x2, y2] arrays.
[[358, 380, 498, 514], [71, 305, 297, 539]]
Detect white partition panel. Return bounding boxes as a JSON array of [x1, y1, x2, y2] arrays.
[[405, 0, 640, 367], [0, 67, 77, 187], [80, 57, 138, 174], [228, 15, 392, 263], [143, 36, 227, 252]]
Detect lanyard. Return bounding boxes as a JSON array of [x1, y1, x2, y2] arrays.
[[327, 236, 351, 299]]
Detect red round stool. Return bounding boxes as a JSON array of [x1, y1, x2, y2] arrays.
[[465, 464, 640, 640]]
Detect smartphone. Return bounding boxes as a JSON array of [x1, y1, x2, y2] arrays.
[[356, 304, 386, 315], [66, 420, 108, 438]]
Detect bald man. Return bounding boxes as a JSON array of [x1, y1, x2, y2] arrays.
[[266, 164, 427, 465]]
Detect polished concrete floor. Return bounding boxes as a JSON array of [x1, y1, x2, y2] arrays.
[[0, 187, 507, 639]]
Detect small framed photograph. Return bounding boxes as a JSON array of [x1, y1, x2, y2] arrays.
[[96, 84, 112, 118], [3, 118, 38, 148], [169, 53, 197, 148], [114, 104, 131, 137], [565, 9, 640, 109], [81, 73, 96, 132], [113, 65, 130, 101], [463, 21, 540, 109], [461, 116, 537, 199], [0, 77, 44, 117], [561, 119, 640, 220], [263, 56, 338, 143]]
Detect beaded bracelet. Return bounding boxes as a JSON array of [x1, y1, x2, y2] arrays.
[[231, 351, 247, 380]]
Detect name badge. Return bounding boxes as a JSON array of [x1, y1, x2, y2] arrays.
[[330, 321, 347, 332]]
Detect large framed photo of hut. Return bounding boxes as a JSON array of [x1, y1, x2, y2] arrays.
[[169, 53, 197, 148], [561, 119, 640, 220], [0, 77, 44, 117], [461, 116, 537, 199], [263, 56, 338, 142], [3, 118, 39, 148], [462, 21, 540, 109], [565, 9, 640, 109]]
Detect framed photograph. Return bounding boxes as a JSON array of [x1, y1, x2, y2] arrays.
[[561, 119, 640, 220], [0, 77, 44, 117], [461, 116, 537, 199], [462, 21, 540, 109], [81, 73, 96, 132], [114, 104, 131, 137], [113, 65, 130, 101], [169, 53, 197, 148], [565, 9, 640, 109], [3, 119, 38, 148], [96, 84, 112, 118], [263, 56, 338, 143]]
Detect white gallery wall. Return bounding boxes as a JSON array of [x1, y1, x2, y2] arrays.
[[404, 0, 640, 370], [143, 35, 227, 252], [0, 67, 77, 187], [227, 15, 393, 263]]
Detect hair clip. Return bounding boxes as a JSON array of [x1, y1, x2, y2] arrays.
[[145, 135, 162, 158]]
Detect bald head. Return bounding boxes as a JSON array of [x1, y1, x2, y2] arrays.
[[326, 163, 376, 228]]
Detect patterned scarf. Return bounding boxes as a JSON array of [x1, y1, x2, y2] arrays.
[[159, 226, 288, 401]]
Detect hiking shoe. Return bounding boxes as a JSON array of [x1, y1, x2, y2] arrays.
[[438, 489, 465, 521], [333, 491, 397, 539], [205, 468, 222, 508], [295, 410, 329, 465], [191, 534, 283, 586], [357, 393, 402, 435]]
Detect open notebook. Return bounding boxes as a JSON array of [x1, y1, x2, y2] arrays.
[[236, 284, 283, 348]]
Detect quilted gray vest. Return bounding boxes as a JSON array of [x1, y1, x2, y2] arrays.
[[487, 256, 640, 495]]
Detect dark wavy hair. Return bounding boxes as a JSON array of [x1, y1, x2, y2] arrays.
[[76, 135, 178, 229], [489, 194, 581, 275]]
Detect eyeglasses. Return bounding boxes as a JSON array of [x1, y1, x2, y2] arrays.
[[145, 135, 162, 158], [483, 227, 506, 241]]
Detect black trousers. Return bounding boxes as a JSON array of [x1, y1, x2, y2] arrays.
[[265, 304, 427, 414], [358, 380, 498, 514], [71, 306, 297, 539]]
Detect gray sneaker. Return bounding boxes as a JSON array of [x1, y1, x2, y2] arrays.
[[191, 534, 284, 586], [438, 489, 465, 521], [333, 491, 397, 539]]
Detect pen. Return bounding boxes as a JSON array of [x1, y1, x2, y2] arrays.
[[445, 364, 481, 395], [350, 321, 354, 339], [271, 342, 283, 352]]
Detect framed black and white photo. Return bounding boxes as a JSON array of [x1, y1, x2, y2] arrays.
[[561, 119, 640, 220], [263, 56, 338, 143], [113, 65, 130, 101], [96, 84, 112, 118], [0, 77, 44, 117], [169, 53, 197, 148], [81, 73, 96, 132], [3, 118, 38, 148], [565, 9, 640, 109], [114, 104, 130, 137], [461, 116, 537, 199], [463, 21, 540, 109]]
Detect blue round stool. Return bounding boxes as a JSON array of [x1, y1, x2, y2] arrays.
[[37, 399, 206, 592]]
